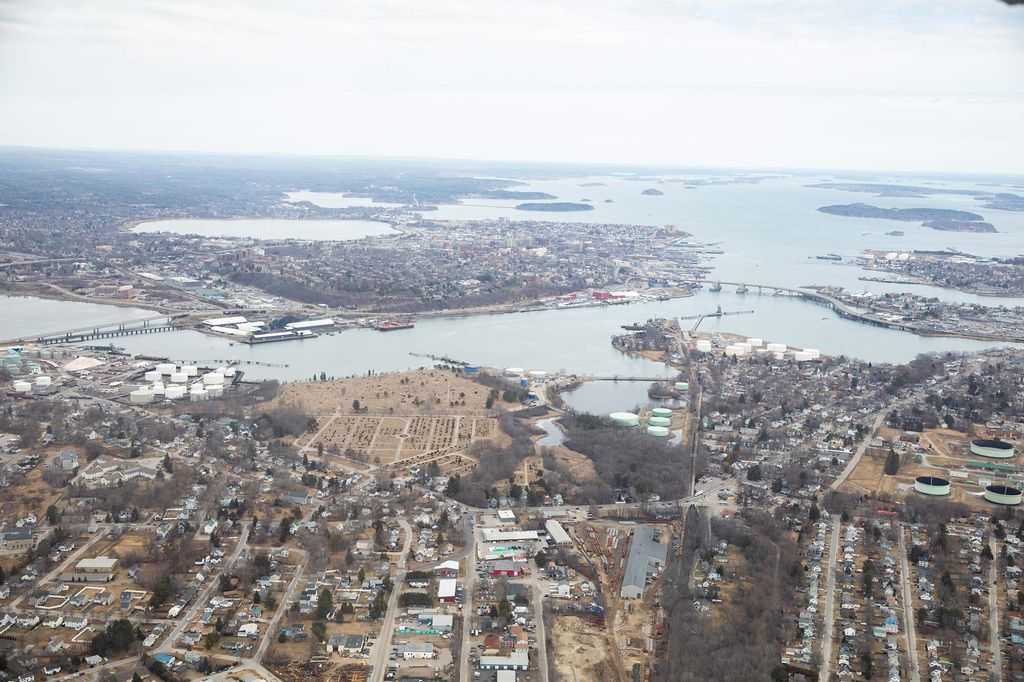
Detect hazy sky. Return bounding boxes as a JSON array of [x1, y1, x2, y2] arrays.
[[0, 0, 1021, 173]]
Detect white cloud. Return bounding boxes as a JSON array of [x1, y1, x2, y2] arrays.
[[0, 0, 1021, 172]]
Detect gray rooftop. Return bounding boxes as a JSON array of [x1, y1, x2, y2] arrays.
[[621, 525, 668, 593]]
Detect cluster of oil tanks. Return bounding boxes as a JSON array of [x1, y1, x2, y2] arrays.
[[695, 336, 820, 362], [609, 406, 675, 437], [129, 363, 236, 404], [12, 375, 52, 393], [913, 438, 1021, 505]]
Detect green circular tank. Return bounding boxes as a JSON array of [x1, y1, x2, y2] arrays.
[[609, 412, 639, 427], [648, 416, 671, 427], [985, 484, 1022, 506], [674, 382, 689, 391], [646, 425, 670, 437], [650, 407, 673, 418], [914, 476, 950, 496], [971, 439, 1015, 459]]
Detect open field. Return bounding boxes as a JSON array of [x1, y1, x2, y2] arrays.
[[838, 427, 1021, 510], [272, 370, 498, 416]]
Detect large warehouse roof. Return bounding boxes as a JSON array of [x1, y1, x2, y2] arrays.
[[620, 525, 667, 599], [481, 529, 540, 543]]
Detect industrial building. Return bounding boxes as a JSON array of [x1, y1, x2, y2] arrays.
[[544, 520, 573, 547], [437, 578, 458, 603], [619, 525, 668, 600], [478, 653, 530, 671], [480, 529, 540, 544]]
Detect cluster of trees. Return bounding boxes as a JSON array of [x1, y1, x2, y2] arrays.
[[556, 413, 694, 503], [90, 619, 139, 656], [451, 412, 539, 507]]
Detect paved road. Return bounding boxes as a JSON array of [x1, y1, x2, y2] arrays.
[[458, 522, 479, 682], [252, 547, 308, 664], [989, 534, 1003, 682], [157, 522, 250, 654], [530, 570, 549, 682], [898, 525, 921, 682], [819, 514, 840, 682], [9, 529, 109, 610], [369, 518, 413, 682]]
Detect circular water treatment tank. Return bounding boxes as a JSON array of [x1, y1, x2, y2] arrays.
[[651, 407, 673, 418], [610, 412, 640, 427], [985, 484, 1023, 506], [646, 425, 670, 437], [648, 416, 671, 427], [914, 476, 950, 496], [971, 439, 1015, 459]]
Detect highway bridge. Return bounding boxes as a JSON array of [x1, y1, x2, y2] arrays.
[[1, 314, 188, 346], [691, 279, 916, 332]]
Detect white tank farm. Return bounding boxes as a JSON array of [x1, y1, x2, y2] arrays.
[[144, 370, 161, 382], [724, 344, 748, 357], [13, 381, 31, 393], [527, 370, 547, 379], [170, 372, 188, 383], [695, 339, 713, 352], [152, 382, 165, 396], [803, 349, 821, 360], [189, 386, 208, 401], [181, 365, 199, 377], [610, 412, 640, 427], [156, 363, 176, 375], [746, 338, 763, 347], [646, 425, 670, 437], [766, 342, 787, 353], [793, 351, 816, 362], [202, 372, 225, 386], [206, 384, 224, 398], [222, 367, 237, 377], [165, 385, 187, 400], [35, 376, 52, 388], [504, 367, 524, 377], [130, 388, 154, 404]]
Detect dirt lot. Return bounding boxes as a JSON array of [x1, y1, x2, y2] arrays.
[[272, 370, 497, 416], [839, 427, 1017, 510], [551, 615, 617, 682]]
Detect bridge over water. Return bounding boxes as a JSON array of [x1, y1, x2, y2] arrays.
[[1, 314, 187, 346]]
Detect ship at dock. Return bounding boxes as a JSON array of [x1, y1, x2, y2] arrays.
[[372, 319, 415, 331]]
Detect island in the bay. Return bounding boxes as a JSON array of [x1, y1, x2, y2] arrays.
[[641, 188, 664, 195], [478, 190, 557, 200], [818, 203, 997, 232], [514, 201, 595, 212]]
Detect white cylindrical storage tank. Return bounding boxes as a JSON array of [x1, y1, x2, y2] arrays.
[[914, 476, 951, 496], [207, 384, 224, 398], [646, 425, 670, 437], [766, 342, 787, 353], [130, 388, 153, 404], [181, 365, 199, 377], [971, 439, 1015, 459], [165, 385, 186, 400], [144, 370, 161, 382], [648, 416, 671, 427], [793, 350, 815, 362], [651, 407, 673, 418], [35, 376, 52, 389], [190, 386, 208, 402], [13, 380, 31, 393], [170, 372, 188, 384], [152, 382, 165, 396], [222, 367, 237, 378], [504, 367, 524, 377], [724, 344, 748, 357], [202, 372, 225, 386], [156, 363, 176, 375], [610, 412, 640, 427], [803, 349, 821, 360], [746, 338, 763, 348], [674, 382, 689, 391], [527, 370, 547, 379], [985, 485, 1023, 506], [695, 339, 713, 352]]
